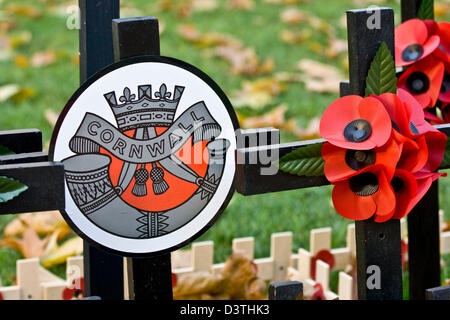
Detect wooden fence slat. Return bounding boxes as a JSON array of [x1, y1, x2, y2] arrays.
[[192, 241, 214, 272], [315, 260, 330, 292], [17, 258, 41, 300], [271, 232, 293, 282], [310, 227, 332, 255], [338, 271, 354, 300], [297, 248, 312, 280], [232, 237, 254, 260]]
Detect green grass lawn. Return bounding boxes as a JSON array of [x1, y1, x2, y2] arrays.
[[0, 0, 449, 295]]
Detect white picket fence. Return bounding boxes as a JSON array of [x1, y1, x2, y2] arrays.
[[1, 211, 449, 300]]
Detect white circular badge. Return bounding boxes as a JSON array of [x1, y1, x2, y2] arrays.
[[50, 56, 238, 256]]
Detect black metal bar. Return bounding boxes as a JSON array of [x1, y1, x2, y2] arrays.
[[234, 123, 449, 196], [112, 16, 174, 301], [408, 181, 441, 300], [0, 162, 65, 215], [269, 281, 303, 300], [0, 152, 48, 165], [346, 8, 403, 300], [0, 129, 42, 154], [79, 0, 123, 300], [425, 285, 450, 300], [401, 0, 434, 22], [400, 0, 442, 300]]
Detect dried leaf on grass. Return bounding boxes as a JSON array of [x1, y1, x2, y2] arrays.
[[231, 77, 287, 109], [280, 7, 308, 25], [435, 2, 450, 19], [208, 46, 274, 76], [284, 117, 321, 140], [0, 84, 36, 104], [31, 50, 57, 67], [4, 4, 43, 19], [240, 104, 287, 129], [41, 237, 83, 268], [1, 228, 53, 258], [3, 211, 71, 240], [173, 252, 266, 300], [227, 0, 255, 10], [297, 59, 345, 93], [279, 29, 311, 45], [179, 24, 273, 76], [265, 0, 310, 4], [45, 109, 59, 127]]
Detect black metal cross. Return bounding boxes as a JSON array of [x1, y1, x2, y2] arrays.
[[236, 6, 450, 300]]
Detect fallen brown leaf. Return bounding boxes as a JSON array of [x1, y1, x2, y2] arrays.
[[280, 7, 308, 25], [280, 29, 312, 45], [41, 236, 83, 268], [231, 77, 287, 109], [4, 4, 43, 19], [1, 228, 51, 258], [240, 104, 287, 128], [297, 59, 345, 93], [4, 211, 71, 240], [227, 0, 254, 10], [31, 50, 57, 67]]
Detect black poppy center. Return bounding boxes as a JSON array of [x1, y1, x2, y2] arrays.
[[441, 71, 450, 93], [391, 177, 404, 193], [349, 172, 379, 196], [343, 119, 372, 143], [345, 150, 376, 171], [402, 44, 424, 62], [406, 72, 430, 95]]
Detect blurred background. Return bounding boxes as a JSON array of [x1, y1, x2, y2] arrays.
[[0, 0, 449, 295]]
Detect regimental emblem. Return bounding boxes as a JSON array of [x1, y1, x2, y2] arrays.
[[51, 57, 238, 254]]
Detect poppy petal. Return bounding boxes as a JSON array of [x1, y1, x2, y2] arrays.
[[322, 143, 356, 183], [390, 169, 418, 220], [320, 96, 391, 150], [332, 179, 376, 221], [395, 19, 429, 66], [438, 22, 450, 55], [372, 171, 396, 222], [397, 55, 445, 108]]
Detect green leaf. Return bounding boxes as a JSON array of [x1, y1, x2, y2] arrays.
[[440, 138, 450, 169], [417, 0, 434, 20], [0, 176, 28, 203], [365, 42, 397, 97], [277, 142, 325, 177], [0, 145, 14, 156]]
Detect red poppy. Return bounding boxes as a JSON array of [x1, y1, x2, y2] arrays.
[[395, 19, 440, 67], [332, 164, 396, 222], [397, 55, 445, 108], [432, 48, 450, 104], [62, 277, 85, 300], [389, 169, 418, 220], [310, 249, 335, 279], [319, 95, 392, 150], [397, 89, 447, 172], [371, 92, 429, 173], [322, 134, 401, 183], [438, 22, 450, 55], [405, 170, 447, 215]]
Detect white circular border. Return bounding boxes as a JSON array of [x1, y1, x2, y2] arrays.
[[52, 61, 236, 254]]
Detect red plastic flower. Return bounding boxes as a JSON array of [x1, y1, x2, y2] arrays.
[[62, 277, 85, 300], [372, 92, 429, 173], [322, 135, 401, 183], [397, 54, 445, 108], [319, 95, 392, 150], [395, 19, 440, 67], [432, 48, 450, 105], [331, 164, 396, 222], [390, 169, 418, 220], [397, 89, 447, 172], [438, 22, 450, 55]]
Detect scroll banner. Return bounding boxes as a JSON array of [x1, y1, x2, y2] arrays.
[[69, 101, 221, 163]]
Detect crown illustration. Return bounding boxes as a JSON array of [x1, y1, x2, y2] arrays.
[[104, 84, 185, 132]]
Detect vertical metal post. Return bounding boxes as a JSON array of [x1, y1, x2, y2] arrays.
[[79, 0, 124, 300], [346, 8, 403, 300]]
